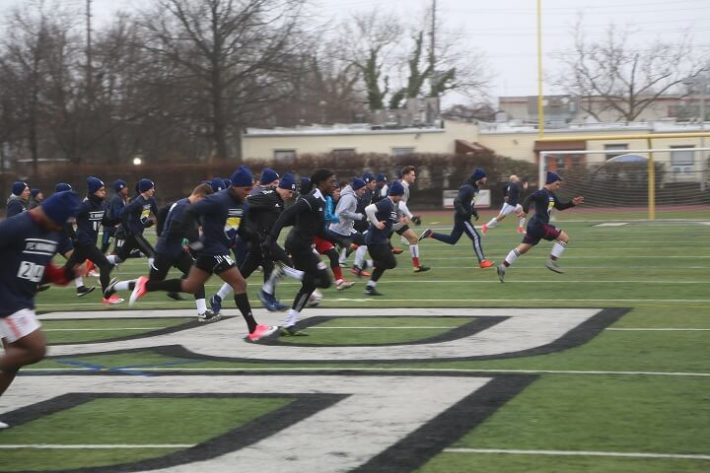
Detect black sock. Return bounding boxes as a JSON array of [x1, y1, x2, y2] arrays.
[[146, 279, 182, 293], [234, 292, 257, 333]]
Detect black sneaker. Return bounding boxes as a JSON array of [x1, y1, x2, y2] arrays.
[[364, 286, 383, 296], [76, 286, 96, 297]]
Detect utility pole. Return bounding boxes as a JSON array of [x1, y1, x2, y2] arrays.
[[85, 0, 94, 106], [430, 0, 439, 123]]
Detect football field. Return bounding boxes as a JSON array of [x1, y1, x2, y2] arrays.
[[1, 208, 709, 472]]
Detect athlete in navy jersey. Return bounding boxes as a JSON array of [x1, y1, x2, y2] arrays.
[[482, 175, 529, 235], [420, 168, 494, 269], [209, 173, 298, 314], [264, 169, 336, 335], [128, 167, 277, 343], [106, 183, 217, 321], [0, 191, 81, 429], [497, 171, 584, 282], [361, 181, 405, 296], [101, 179, 129, 253], [64, 177, 123, 304], [115, 178, 158, 265]]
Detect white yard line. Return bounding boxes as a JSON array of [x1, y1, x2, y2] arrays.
[[35, 298, 710, 309], [43, 328, 165, 332], [24, 367, 710, 377], [444, 448, 710, 461], [306, 326, 459, 329], [0, 444, 194, 449], [607, 328, 710, 332]]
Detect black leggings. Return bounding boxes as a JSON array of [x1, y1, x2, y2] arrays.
[[66, 243, 114, 291]]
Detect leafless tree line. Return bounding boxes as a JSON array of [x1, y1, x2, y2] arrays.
[[1, 1, 706, 171], [0, 0, 489, 169]]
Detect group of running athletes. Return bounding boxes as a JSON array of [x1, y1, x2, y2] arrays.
[[0, 164, 583, 428]]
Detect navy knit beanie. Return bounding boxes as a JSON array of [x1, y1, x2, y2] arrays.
[[87, 176, 104, 194], [230, 166, 253, 187], [55, 182, 72, 192], [138, 178, 155, 193], [260, 168, 280, 185], [12, 181, 27, 196], [471, 168, 486, 182], [352, 178, 366, 191], [278, 173, 296, 191], [41, 191, 81, 226], [388, 181, 405, 196]]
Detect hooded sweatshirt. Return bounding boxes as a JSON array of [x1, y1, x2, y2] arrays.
[[329, 185, 364, 236]]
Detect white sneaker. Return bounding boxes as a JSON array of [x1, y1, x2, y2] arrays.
[[0, 420, 9, 429], [545, 259, 564, 274], [336, 279, 355, 290]]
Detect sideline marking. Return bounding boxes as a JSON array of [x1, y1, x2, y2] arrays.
[[444, 448, 710, 461], [594, 223, 629, 227]]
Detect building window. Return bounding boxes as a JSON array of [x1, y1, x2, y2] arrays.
[[274, 149, 296, 163], [670, 145, 694, 167], [604, 143, 628, 160], [332, 148, 356, 158], [392, 147, 415, 156]]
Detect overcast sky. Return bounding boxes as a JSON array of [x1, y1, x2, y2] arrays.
[[1, 0, 709, 105]]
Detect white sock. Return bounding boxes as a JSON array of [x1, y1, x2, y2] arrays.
[[281, 265, 304, 281], [367, 280, 376, 288], [217, 282, 232, 300], [106, 254, 120, 265], [486, 217, 498, 228], [148, 257, 155, 270], [551, 241, 567, 259], [114, 280, 134, 292], [75, 276, 84, 288], [504, 249, 520, 266], [283, 308, 300, 328], [195, 298, 207, 314], [353, 245, 368, 268], [409, 244, 420, 258], [339, 247, 348, 264]]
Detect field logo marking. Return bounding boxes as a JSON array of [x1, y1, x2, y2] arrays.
[[45, 308, 627, 362]]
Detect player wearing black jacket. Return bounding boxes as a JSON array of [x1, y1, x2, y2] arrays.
[[264, 169, 336, 335]]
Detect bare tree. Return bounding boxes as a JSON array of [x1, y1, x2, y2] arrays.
[[335, 10, 403, 112], [557, 19, 709, 122], [336, 6, 489, 112], [138, 0, 308, 162]]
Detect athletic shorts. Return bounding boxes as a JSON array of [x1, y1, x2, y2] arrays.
[[0, 308, 41, 343], [313, 236, 335, 254], [499, 203, 523, 217], [522, 223, 561, 246], [393, 223, 410, 235], [194, 254, 236, 275]]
